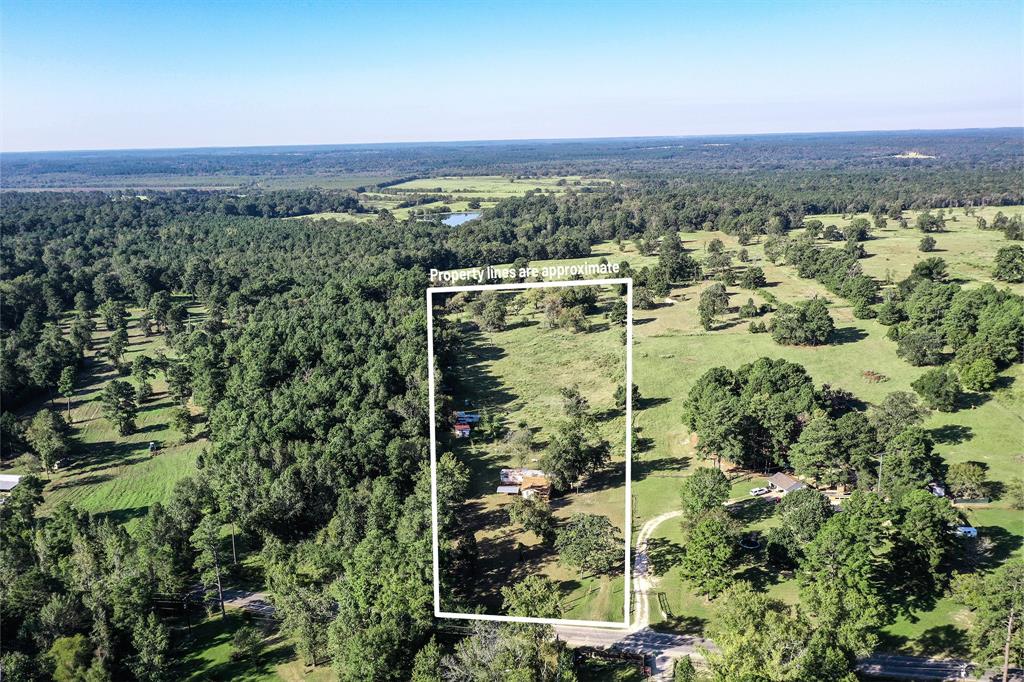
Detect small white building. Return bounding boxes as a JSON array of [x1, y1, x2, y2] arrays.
[[0, 474, 23, 493], [766, 472, 805, 495]]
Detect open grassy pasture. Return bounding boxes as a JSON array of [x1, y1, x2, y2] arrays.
[[491, 215, 1023, 654], [437, 285, 629, 622], [805, 205, 1024, 296], [3, 302, 206, 532]]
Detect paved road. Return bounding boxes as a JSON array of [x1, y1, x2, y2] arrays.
[[858, 654, 1023, 681]]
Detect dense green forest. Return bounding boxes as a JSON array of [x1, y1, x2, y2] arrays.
[[1, 130, 1023, 681]]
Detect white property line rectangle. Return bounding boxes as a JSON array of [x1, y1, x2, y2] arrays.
[[426, 277, 633, 629]]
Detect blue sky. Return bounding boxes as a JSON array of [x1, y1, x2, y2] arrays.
[[1, 0, 1021, 151]]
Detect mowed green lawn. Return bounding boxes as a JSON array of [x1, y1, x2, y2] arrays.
[[439, 287, 630, 622], [174, 610, 336, 682], [4, 303, 207, 532]]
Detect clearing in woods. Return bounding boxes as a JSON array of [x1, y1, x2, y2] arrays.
[[5, 300, 208, 531], [435, 283, 630, 623]]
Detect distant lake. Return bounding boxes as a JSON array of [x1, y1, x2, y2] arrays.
[[441, 211, 481, 226]]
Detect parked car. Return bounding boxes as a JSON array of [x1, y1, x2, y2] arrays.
[[750, 487, 769, 496], [954, 526, 978, 538]]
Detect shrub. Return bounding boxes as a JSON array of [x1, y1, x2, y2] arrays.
[[919, 236, 936, 252], [769, 298, 834, 346], [896, 330, 944, 366], [853, 304, 876, 319], [230, 626, 263, 661], [958, 357, 997, 392], [946, 462, 987, 499], [739, 266, 766, 289], [876, 300, 906, 326], [738, 298, 760, 318], [912, 368, 961, 412], [993, 245, 1024, 283]]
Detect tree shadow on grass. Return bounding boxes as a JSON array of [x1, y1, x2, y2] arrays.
[[72, 440, 146, 474], [983, 480, 1005, 502], [137, 401, 170, 415], [651, 613, 707, 635], [957, 391, 992, 410], [972, 526, 1024, 569], [592, 407, 624, 422], [831, 326, 869, 345], [505, 318, 539, 331], [992, 373, 1016, 392], [636, 396, 670, 411], [729, 498, 776, 525], [633, 432, 656, 456], [876, 630, 909, 654], [733, 562, 786, 591], [48, 473, 113, 491], [915, 624, 970, 658], [448, 330, 516, 409], [646, 537, 684, 576], [632, 455, 691, 482], [176, 612, 294, 682], [929, 424, 973, 445], [95, 505, 149, 527], [584, 461, 627, 493]]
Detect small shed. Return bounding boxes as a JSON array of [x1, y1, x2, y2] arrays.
[[455, 411, 481, 424], [454, 423, 471, 438], [767, 472, 805, 495], [521, 474, 551, 501], [497, 485, 520, 495], [0, 474, 23, 493]]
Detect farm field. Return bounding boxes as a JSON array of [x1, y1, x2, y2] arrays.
[[350, 175, 614, 222], [436, 284, 629, 622], [497, 211, 1024, 655]]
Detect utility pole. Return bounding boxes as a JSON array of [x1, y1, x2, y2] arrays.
[[1004, 606, 1015, 682], [876, 451, 885, 496]]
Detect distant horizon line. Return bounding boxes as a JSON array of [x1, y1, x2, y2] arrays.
[[3, 125, 1021, 156]]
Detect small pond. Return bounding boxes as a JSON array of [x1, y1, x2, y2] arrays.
[[441, 211, 481, 226]]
